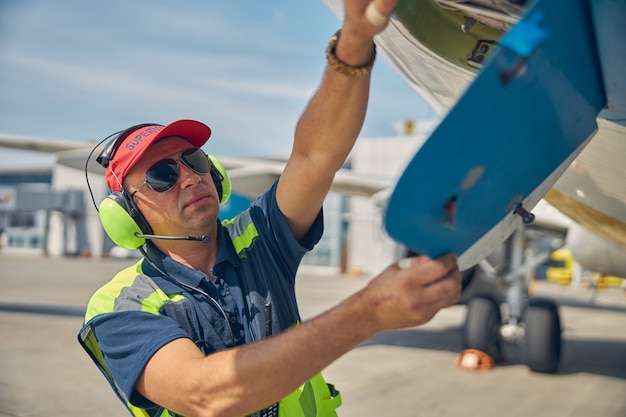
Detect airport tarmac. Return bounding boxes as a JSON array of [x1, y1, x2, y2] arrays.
[[1, 254, 625, 417]]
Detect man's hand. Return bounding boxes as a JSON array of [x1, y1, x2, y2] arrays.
[[343, 0, 398, 37], [360, 253, 462, 332]]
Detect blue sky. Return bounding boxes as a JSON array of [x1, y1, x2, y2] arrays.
[[0, 0, 437, 166]]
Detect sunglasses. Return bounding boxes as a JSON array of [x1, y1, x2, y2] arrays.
[[131, 147, 210, 196]]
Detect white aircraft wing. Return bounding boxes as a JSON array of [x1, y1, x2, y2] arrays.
[[0, 137, 390, 201], [220, 156, 389, 200], [0, 133, 91, 154]]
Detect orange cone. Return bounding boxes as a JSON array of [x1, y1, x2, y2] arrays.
[[455, 349, 496, 370]]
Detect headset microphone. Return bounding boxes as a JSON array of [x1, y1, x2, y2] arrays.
[[135, 233, 211, 243]]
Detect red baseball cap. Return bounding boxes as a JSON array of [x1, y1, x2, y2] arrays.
[[105, 119, 211, 192]]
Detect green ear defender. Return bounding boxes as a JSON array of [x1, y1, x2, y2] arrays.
[[209, 154, 231, 205], [98, 191, 151, 249]]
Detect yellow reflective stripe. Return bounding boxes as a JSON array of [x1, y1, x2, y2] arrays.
[[126, 402, 174, 417], [277, 323, 341, 417], [84, 260, 188, 322], [230, 221, 259, 254], [221, 217, 236, 226], [127, 403, 151, 417], [278, 373, 341, 417], [222, 209, 259, 255], [80, 326, 107, 374], [84, 259, 143, 322], [140, 289, 186, 313]]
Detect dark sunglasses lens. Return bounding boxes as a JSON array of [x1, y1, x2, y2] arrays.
[[181, 148, 210, 174], [146, 159, 179, 192]]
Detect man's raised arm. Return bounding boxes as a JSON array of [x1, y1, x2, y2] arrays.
[[277, 0, 398, 240]]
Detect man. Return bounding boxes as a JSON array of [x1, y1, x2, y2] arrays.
[[79, 1, 462, 416]]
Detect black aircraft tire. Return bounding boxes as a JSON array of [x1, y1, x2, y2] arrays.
[[523, 298, 562, 374], [462, 295, 502, 361]]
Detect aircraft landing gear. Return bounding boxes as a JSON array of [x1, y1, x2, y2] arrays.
[[522, 298, 562, 373], [461, 295, 562, 373], [460, 225, 564, 373], [462, 295, 503, 362]]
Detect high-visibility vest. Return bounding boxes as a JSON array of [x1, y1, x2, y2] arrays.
[[80, 319, 341, 417], [78, 262, 341, 417]]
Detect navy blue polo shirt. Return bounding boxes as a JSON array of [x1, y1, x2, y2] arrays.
[[80, 182, 323, 410]]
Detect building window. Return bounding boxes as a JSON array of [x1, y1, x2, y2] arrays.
[[9, 211, 36, 228]]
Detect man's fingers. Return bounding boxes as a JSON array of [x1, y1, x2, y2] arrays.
[[396, 254, 435, 270], [427, 269, 463, 306], [365, 2, 389, 27], [397, 253, 457, 272], [396, 257, 412, 269]]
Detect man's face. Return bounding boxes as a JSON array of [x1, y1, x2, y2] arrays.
[[124, 136, 220, 238]]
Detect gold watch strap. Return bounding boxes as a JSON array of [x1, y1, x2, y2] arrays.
[[325, 30, 376, 76]]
